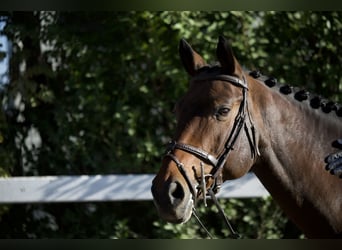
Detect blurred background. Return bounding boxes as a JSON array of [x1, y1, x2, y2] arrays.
[[0, 11, 341, 238]]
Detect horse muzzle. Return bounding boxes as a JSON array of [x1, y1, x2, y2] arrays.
[[151, 178, 194, 224]]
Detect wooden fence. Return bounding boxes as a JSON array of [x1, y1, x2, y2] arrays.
[[0, 173, 269, 203]]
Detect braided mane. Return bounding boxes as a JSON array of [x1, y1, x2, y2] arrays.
[[248, 70, 342, 117]]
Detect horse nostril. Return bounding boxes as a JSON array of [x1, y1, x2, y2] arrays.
[[168, 181, 185, 203]]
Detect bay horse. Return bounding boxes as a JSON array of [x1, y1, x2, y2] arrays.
[[151, 36, 342, 238]]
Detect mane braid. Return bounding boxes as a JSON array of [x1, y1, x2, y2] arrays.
[[248, 70, 342, 118]]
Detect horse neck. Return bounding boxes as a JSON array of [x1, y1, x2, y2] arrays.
[[252, 79, 342, 167], [248, 76, 342, 237]]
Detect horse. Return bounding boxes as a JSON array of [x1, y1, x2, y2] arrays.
[[151, 36, 342, 238]]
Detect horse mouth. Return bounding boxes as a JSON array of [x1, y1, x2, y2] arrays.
[[153, 196, 194, 224]]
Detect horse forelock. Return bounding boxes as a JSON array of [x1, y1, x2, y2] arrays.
[[195, 64, 221, 76]]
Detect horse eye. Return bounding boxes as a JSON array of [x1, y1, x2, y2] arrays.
[[217, 107, 230, 116]]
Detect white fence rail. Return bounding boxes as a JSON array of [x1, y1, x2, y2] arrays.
[[0, 173, 269, 204]]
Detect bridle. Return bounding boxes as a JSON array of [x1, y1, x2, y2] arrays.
[[164, 72, 260, 239]]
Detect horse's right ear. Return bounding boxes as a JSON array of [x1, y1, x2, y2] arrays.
[[179, 39, 206, 76]]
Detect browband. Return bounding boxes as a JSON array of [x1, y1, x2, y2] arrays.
[[191, 74, 248, 90]]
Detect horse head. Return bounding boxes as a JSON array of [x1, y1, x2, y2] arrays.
[[151, 36, 259, 224]]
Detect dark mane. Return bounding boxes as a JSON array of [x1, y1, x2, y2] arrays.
[[247, 70, 342, 118]]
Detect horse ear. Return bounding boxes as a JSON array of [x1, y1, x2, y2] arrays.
[[216, 35, 237, 75], [179, 39, 206, 76]]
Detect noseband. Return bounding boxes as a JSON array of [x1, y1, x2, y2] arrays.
[[164, 73, 259, 238]]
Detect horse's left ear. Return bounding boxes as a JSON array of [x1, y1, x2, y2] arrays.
[[216, 36, 241, 76]]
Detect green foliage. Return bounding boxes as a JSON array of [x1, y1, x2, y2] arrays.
[[0, 11, 340, 238], [152, 197, 303, 239]]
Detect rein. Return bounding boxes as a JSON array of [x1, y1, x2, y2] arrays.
[[164, 73, 259, 239]]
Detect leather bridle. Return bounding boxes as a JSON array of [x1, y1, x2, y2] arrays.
[[164, 72, 259, 238]]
